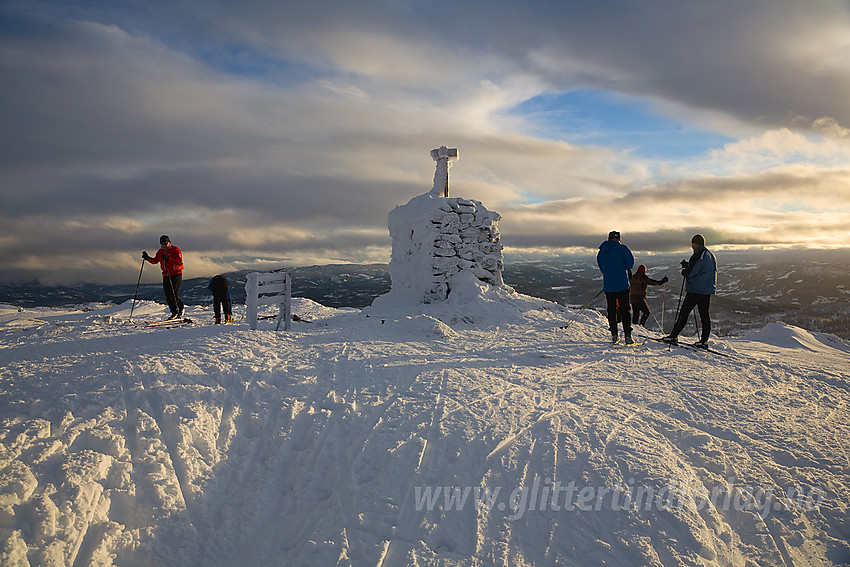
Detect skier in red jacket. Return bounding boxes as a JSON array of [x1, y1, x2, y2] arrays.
[[142, 235, 185, 319], [629, 264, 668, 327]]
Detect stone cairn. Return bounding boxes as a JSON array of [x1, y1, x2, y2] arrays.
[[385, 146, 505, 303], [429, 196, 505, 298]]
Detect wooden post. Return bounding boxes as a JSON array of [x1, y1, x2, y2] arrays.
[[246, 272, 259, 330], [275, 271, 292, 331], [429, 146, 458, 198]]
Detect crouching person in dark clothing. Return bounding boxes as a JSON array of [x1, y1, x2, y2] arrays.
[[209, 275, 232, 324]]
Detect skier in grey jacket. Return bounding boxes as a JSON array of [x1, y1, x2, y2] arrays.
[[663, 234, 717, 346]]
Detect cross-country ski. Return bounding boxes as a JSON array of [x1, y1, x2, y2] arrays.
[[643, 335, 735, 358], [612, 339, 645, 348], [139, 317, 194, 328]]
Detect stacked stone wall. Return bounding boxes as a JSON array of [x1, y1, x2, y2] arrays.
[[428, 197, 503, 301]]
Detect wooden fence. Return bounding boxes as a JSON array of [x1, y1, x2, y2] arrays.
[[245, 270, 291, 331]]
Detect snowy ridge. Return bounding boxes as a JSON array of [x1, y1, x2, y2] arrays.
[[1, 289, 849, 566], [745, 322, 850, 355]]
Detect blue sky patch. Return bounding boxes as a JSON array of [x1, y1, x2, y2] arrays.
[[511, 89, 734, 160]]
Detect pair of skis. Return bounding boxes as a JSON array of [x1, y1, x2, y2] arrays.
[[642, 335, 732, 358], [139, 317, 194, 328], [596, 326, 732, 358], [611, 337, 644, 348]]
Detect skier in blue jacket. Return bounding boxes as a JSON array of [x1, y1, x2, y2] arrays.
[[596, 231, 635, 344], [663, 234, 717, 346]]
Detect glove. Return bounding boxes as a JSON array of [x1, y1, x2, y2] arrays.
[[680, 260, 689, 269], [142, 251, 150, 260], [661, 276, 669, 284]]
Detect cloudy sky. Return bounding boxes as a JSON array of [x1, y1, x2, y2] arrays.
[[2, 0, 850, 284]]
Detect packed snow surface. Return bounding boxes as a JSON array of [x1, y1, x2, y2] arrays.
[[1, 285, 849, 566]]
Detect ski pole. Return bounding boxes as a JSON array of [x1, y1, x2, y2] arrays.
[[669, 276, 686, 351], [647, 286, 667, 333], [560, 289, 604, 330], [163, 254, 181, 319], [650, 310, 664, 333], [673, 276, 685, 328], [693, 311, 701, 341], [129, 257, 146, 322]]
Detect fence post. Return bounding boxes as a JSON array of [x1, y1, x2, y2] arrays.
[[246, 272, 259, 330], [275, 272, 292, 332]]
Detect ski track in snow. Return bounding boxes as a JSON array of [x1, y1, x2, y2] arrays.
[[0, 298, 849, 566]]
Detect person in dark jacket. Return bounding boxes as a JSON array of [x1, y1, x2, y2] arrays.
[[629, 265, 668, 327], [142, 235, 184, 319], [663, 234, 717, 346], [596, 231, 635, 344], [208, 275, 232, 324]]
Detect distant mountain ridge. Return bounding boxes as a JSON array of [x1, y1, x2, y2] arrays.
[[0, 264, 392, 311], [2, 250, 849, 338]]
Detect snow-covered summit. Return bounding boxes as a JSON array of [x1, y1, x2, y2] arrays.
[[1, 295, 849, 566]]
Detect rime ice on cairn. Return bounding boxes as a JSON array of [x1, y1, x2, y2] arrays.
[[371, 146, 506, 307]]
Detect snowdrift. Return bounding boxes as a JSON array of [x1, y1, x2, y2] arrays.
[[745, 322, 850, 355], [1, 290, 849, 566]]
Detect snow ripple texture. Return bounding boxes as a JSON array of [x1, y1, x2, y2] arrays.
[[0, 292, 849, 567]]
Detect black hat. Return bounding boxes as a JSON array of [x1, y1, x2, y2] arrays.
[[608, 230, 621, 240], [160, 235, 170, 243]]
